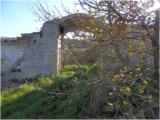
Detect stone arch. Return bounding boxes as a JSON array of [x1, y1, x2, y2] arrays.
[[42, 13, 106, 74]]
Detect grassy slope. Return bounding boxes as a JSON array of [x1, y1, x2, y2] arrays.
[[1, 64, 158, 119], [1, 64, 95, 119]]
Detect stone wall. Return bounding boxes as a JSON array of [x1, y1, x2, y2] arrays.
[[1, 20, 60, 81]]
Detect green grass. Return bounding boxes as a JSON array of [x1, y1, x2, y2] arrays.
[[1, 64, 95, 119]]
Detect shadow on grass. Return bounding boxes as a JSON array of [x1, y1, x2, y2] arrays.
[[1, 79, 90, 119]]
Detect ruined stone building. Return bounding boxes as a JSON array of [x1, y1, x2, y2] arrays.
[[1, 13, 153, 81]]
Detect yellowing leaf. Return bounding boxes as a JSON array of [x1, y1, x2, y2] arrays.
[[135, 65, 141, 71], [144, 80, 148, 86], [136, 67, 141, 71], [147, 95, 153, 102], [111, 49, 116, 54], [127, 24, 131, 31], [123, 100, 128, 106], [139, 88, 144, 94], [120, 86, 131, 94], [137, 85, 145, 94], [128, 51, 134, 56], [112, 74, 122, 82], [124, 66, 129, 72], [112, 12, 117, 17], [126, 41, 132, 49]]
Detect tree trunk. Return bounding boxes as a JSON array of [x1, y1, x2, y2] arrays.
[[57, 34, 64, 74], [153, 9, 159, 82], [97, 40, 105, 81]]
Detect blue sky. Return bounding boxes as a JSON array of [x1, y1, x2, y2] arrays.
[[0, 0, 76, 37]]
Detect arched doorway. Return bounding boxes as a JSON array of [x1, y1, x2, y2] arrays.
[[52, 13, 107, 75]]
